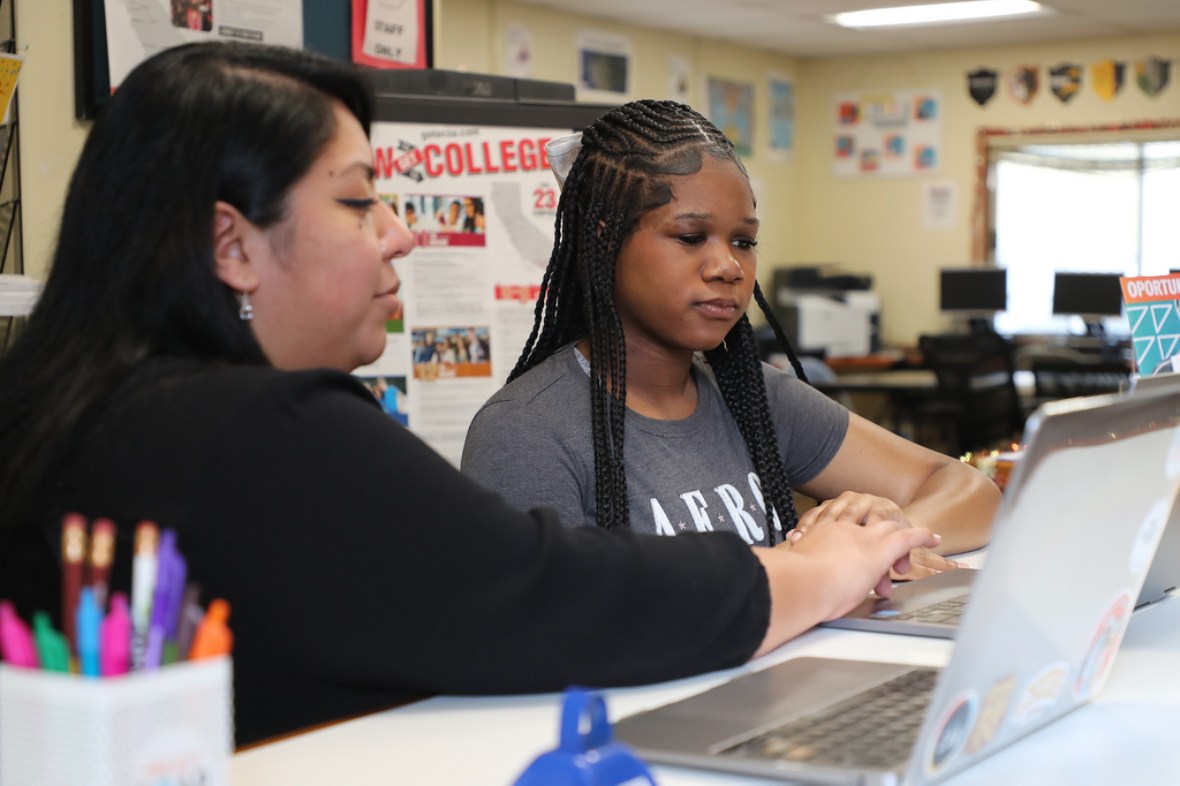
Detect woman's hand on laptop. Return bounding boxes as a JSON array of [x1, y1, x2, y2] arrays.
[[787, 491, 965, 580], [792, 490, 908, 534], [891, 547, 962, 580], [751, 519, 942, 658]]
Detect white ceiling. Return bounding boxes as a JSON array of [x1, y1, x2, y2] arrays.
[[514, 0, 1180, 58]]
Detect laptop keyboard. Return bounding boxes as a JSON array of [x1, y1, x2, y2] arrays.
[[868, 594, 970, 626], [719, 668, 938, 770]]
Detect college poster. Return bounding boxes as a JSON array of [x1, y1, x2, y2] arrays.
[[103, 0, 303, 90], [833, 89, 942, 178], [355, 122, 568, 465]]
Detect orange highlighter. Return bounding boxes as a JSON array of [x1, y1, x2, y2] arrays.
[[189, 599, 233, 660]]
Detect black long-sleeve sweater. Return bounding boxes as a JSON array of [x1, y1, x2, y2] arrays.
[[0, 358, 769, 744]]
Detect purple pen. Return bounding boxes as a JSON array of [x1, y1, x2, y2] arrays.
[[160, 551, 187, 664], [167, 552, 187, 641], [143, 530, 177, 670]]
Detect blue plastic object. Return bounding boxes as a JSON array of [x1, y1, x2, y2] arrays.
[[512, 688, 658, 786]]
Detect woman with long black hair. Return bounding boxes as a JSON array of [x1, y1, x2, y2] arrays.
[[0, 46, 937, 745], [463, 100, 999, 572]]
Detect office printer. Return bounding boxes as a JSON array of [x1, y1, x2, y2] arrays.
[[772, 267, 881, 358]]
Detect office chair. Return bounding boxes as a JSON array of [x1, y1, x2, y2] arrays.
[[913, 332, 1026, 456]]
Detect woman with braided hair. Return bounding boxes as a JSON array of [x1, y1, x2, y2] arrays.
[[463, 99, 999, 578]]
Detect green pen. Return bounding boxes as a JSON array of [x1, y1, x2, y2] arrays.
[[33, 612, 70, 673]]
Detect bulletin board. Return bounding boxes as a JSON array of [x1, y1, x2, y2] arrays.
[[833, 89, 942, 178], [72, 0, 408, 119]]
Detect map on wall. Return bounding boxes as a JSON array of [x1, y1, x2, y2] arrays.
[[833, 89, 942, 178], [707, 77, 754, 157]]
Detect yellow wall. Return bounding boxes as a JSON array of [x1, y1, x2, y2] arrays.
[[16, 0, 92, 281], [795, 35, 1180, 345], [15, 0, 802, 287], [14, 0, 1180, 350], [435, 0, 804, 287]]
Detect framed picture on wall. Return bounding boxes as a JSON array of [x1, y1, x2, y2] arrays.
[[705, 76, 754, 157], [575, 30, 631, 103]]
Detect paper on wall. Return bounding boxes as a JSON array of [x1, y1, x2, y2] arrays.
[[355, 122, 570, 466], [362, 0, 420, 66], [923, 181, 957, 230], [103, 0, 303, 91], [0, 53, 23, 126]]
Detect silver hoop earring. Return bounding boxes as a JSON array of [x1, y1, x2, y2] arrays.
[[239, 291, 254, 321]]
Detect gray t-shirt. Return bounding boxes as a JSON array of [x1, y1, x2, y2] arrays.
[[462, 346, 850, 545]]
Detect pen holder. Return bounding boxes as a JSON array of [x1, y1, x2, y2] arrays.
[[0, 656, 233, 786]]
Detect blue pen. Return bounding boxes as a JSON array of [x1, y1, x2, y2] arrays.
[[143, 531, 177, 670], [76, 588, 103, 678]]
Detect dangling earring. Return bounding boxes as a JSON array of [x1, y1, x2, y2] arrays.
[[239, 290, 254, 321]]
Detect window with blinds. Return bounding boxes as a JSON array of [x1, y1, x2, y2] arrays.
[[990, 140, 1180, 336]]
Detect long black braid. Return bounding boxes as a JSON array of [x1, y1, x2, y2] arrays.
[[510, 99, 811, 542]]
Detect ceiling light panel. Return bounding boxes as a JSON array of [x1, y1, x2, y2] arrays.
[[830, 0, 1051, 28]]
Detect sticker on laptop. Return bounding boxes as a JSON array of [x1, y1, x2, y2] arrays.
[[964, 673, 1017, 755], [1129, 498, 1171, 575], [1011, 661, 1068, 728], [1074, 589, 1133, 701], [925, 689, 978, 775]]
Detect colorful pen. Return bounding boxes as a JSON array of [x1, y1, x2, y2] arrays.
[[176, 583, 203, 661], [144, 530, 177, 670], [88, 518, 116, 611], [61, 513, 88, 653], [32, 612, 70, 673], [100, 593, 132, 676], [76, 588, 103, 678], [162, 551, 187, 665], [189, 599, 233, 660], [0, 601, 38, 668], [131, 521, 159, 670]]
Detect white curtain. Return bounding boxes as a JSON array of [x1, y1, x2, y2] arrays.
[[991, 141, 1180, 336]]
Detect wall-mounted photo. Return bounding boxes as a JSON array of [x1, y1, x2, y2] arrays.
[[403, 194, 486, 247], [357, 375, 409, 427], [576, 30, 631, 102], [171, 0, 212, 31], [411, 327, 492, 381]]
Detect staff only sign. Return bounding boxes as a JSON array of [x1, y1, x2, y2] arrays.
[[1121, 273, 1180, 376]]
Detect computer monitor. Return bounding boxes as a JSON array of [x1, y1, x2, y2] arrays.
[[1052, 272, 1124, 336], [940, 268, 1006, 332], [940, 268, 1007, 313], [1052, 273, 1124, 316]]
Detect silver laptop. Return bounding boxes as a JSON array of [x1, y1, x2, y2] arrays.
[[1124, 367, 1180, 395], [823, 387, 1180, 639], [615, 389, 1180, 785]]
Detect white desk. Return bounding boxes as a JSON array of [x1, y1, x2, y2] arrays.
[[233, 578, 1180, 785]]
